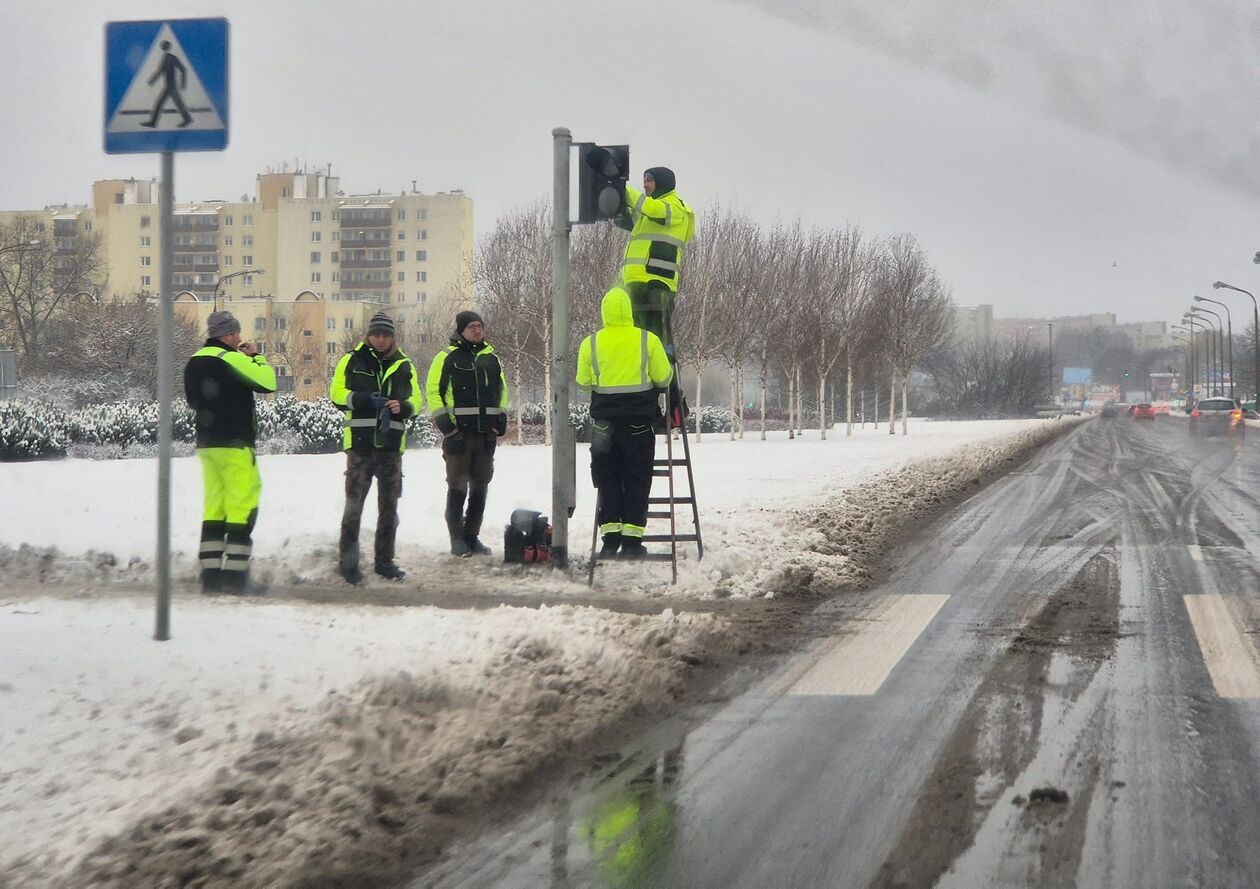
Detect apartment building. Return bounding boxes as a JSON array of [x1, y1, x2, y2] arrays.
[[0, 164, 473, 397]]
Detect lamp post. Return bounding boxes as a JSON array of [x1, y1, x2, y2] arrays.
[[1172, 325, 1196, 402], [1179, 314, 1202, 400], [1170, 335, 1191, 404], [1195, 295, 1234, 400], [213, 267, 265, 311], [1192, 308, 1223, 396], [1213, 280, 1258, 409]]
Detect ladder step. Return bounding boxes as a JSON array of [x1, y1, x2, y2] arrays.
[[653, 459, 689, 467], [638, 534, 699, 543], [651, 469, 672, 477], [645, 511, 673, 519], [648, 496, 693, 504]]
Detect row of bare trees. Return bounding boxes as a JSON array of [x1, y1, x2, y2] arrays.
[[475, 201, 956, 441]]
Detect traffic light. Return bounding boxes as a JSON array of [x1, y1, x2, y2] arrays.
[[577, 143, 629, 224], [1123, 369, 1130, 379]]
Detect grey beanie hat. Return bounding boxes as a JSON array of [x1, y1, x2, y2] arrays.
[[207, 310, 240, 339], [367, 311, 396, 336]]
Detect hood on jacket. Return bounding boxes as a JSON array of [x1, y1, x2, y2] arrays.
[[600, 287, 634, 328], [644, 166, 676, 196]]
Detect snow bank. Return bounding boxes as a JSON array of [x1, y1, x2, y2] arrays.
[[0, 596, 726, 887]]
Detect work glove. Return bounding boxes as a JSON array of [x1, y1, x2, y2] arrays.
[[369, 393, 389, 411], [494, 413, 508, 437]]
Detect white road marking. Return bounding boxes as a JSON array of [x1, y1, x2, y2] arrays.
[[1187, 544, 1204, 562], [787, 594, 950, 696], [1184, 595, 1260, 699]]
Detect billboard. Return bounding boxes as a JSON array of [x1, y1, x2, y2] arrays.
[[1062, 367, 1093, 385]]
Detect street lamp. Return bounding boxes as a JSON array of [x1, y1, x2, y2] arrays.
[[1192, 307, 1223, 396], [1213, 280, 1258, 410], [213, 267, 265, 311], [1171, 325, 1196, 396], [1170, 334, 1191, 402], [1179, 314, 1202, 400], [1195, 295, 1234, 401]]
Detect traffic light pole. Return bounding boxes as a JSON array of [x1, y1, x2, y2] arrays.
[[156, 150, 174, 641], [551, 127, 575, 567]]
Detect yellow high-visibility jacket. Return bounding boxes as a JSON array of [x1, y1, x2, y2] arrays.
[[620, 185, 695, 293], [576, 287, 673, 420]]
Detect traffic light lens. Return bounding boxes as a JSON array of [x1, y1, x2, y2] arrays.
[[597, 185, 621, 216], [586, 147, 620, 178]]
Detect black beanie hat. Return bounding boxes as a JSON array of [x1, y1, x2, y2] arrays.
[[367, 311, 395, 336], [644, 167, 676, 195], [455, 310, 483, 335]]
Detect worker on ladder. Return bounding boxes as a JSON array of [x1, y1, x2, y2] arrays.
[[616, 166, 694, 427], [577, 286, 674, 560]]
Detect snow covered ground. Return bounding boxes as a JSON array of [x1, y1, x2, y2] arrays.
[[0, 418, 1081, 885]]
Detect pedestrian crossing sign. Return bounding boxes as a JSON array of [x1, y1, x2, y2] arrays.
[[105, 18, 229, 154]]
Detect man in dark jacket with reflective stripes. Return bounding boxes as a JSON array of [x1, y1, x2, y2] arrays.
[[576, 287, 673, 559], [426, 311, 509, 556], [183, 310, 277, 593], [329, 311, 422, 584]]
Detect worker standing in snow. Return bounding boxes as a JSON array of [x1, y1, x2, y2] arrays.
[[617, 166, 694, 427], [576, 286, 673, 560], [329, 311, 422, 585], [426, 311, 509, 557], [183, 310, 276, 594]]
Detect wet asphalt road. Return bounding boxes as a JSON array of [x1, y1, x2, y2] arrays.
[[417, 416, 1260, 888]]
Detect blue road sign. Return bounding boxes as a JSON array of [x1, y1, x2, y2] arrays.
[[105, 18, 229, 154]]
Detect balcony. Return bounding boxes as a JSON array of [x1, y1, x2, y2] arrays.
[[338, 258, 391, 270], [339, 236, 392, 249], [173, 216, 220, 231], [339, 212, 391, 229], [172, 242, 219, 253]]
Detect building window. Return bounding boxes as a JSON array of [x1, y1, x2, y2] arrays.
[[397, 271, 405, 282], [397, 209, 405, 220], [326, 318, 336, 329], [344, 318, 354, 329], [256, 341, 266, 354], [223, 256, 233, 266], [332, 211, 340, 222], [141, 216, 151, 228], [243, 255, 253, 265], [243, 275, 253, 285], [303, 378, 312, 386], [140, 236, 151, 247], [415, 250, 427, 261], [331, 272, 340, 282], [302, 329, 312, 337], [311, 211, 322, 222], [243, 215, 253, 226], [242, 235, 253, 246], [311, 272, 321, 283], [84, 221, 92, 232], [310, 251, 321, 263], [331, 231, 339, 242], [327, 342, 338, 354], [311, 231, 321, 243], [420, 291, 427, 303], [416, 271, 427, 282], [418, 229, 427, 240], [281, 188, 289, 198], [141, 275, 151, 286], [419, 209, 427, 220], [276, 318, 287, 330], [140, 256, 151, 267], [397, 230, 405, 240], [255, 317, 266, 331], [396, 250, 405, 262], [330, 251, 339, 263], [397, 292, 405, 303], [223, 234, 233, 246]]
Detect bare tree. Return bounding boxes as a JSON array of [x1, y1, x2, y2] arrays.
[[0, 214, 106, 357], [752, 222, 804, 440]]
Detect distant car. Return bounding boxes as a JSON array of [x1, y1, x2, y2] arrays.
[[1154, 403, 1172, 416], [1189, 398, 1246, 438], [1133, 403, 1156, 420], [1100, 403, 1119, 418]]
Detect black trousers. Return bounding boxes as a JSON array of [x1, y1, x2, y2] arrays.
[[339, 448, 403, 569], [626, 280, 676, 358], [591, 418, 656, 535], [442, 431, 497, 538]]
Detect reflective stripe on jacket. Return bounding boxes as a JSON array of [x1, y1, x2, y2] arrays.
[[329, 342, 422, 452], [183, 339, 277, 448], [425, 338, 510, 434], [620, 185, 695, 292], [576, 287, 672, 420]]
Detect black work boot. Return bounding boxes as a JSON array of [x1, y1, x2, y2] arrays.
[[446, 489, 469, 556], [374, 562, 406, 580], [600, 532, 623, 558], [340, 563, 364, 585], [619, 540, 647, 561], [199, 568, 225, 594], [464, 537, 491, 556], [462, 486, 489, 555]]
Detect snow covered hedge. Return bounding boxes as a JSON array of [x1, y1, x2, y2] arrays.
[[0, 396, 439, 461]]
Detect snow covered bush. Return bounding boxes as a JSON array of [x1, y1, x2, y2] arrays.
[[519, 402, 547, 425], [286, 399, 344, 453], [65, 402, 195, 447], [685, 405, 732, 434], [17, 373, 143, 410], [0, 401, 70, 460], [405, 416, 438, 449]]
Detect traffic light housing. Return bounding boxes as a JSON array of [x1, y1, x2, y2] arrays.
[[577, 143, 629, 224]]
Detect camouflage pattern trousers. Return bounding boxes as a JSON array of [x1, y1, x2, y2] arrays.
[[339, 448, 403, 570]]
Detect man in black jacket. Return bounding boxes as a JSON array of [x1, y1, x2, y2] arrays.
[[425, 311, 509, 556], [183, 310, 277, 593], [329, 312, 422, 584]]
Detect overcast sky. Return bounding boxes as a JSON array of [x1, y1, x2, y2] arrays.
[[4, 0, 1258, 326]]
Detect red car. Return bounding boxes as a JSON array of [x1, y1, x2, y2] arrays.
[[1133, 403, 1156, 420]]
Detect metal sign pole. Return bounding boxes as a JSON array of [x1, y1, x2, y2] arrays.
[[155, 150, 174, 641], [551, 127, 574, 567]]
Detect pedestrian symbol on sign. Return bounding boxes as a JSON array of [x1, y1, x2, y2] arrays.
[[106, 22, 224, 137], [141, 41, 191, 129]]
